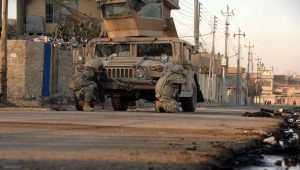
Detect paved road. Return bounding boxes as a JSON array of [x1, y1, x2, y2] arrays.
[[0, 106, 281, 170]]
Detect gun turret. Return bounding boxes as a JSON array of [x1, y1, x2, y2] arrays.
[[96, 0, 179, 38]]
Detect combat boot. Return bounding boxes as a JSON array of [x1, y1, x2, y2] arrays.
[[83, 101, 94, 112]]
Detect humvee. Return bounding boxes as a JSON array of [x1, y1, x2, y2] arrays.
[[72, 0, 204, 111]]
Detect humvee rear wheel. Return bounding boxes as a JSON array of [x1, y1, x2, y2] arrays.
[[180, 81, 198, 112], [111, 95, 128, 111]]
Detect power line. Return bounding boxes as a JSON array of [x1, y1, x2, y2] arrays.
[[229, 36, 237, 54], [177, 10, 194, 18], [202, 5, 226, 24], [180, 26, 194, 36], [172, 13, 194, 24], [179, 8, 194, 15], [181, 0, 194, 6], [174, 18, 193, 25], [201, 5, 214, 17], [179, 31, 212, 38], [179, 1, 194, 10]]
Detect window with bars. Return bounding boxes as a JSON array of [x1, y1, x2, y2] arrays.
[[45, 0, 79, 23], [46, 0, 58, 23]]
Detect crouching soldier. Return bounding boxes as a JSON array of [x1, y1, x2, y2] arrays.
[[155, 65, 186, 113], [75, 58, 105, 111]]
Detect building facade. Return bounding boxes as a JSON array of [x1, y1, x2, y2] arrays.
[[21, 0, 101, 34]]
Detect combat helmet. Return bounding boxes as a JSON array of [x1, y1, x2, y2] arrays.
[[91, 58, 103, 69], [171, 65, 184, 74]]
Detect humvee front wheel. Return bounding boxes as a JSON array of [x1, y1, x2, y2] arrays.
[[180, 81, 198, 112], [111, 95, 128, 111]]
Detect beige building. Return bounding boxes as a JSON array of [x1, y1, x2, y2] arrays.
[[22, 0, 101, 34], [273, 75, 300, 105], [253, 70, 274, 104]]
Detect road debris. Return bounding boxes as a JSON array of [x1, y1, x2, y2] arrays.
[[263, 136, 277, 145], [235, 106, 300, 169]]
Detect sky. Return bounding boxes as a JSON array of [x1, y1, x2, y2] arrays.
[[7, 0, 300, 75], [8, 0, 16, 19], [172, 0, 300, 75]]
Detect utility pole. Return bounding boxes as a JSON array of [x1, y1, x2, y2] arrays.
[[251, 51, 255, 78], [255, 57, 262, 104], [221, 5, 234, 103], [194, 0, 200, 52], [1, 0, 8, 101], [234, 28, 245, 105], [244, 42, 254, 105], [208, 16, 217, 102]]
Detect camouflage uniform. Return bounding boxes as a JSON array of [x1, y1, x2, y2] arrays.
[[75, 58, 104, 111], [77, 67, 98, 103], [155, 65, 186, 113]]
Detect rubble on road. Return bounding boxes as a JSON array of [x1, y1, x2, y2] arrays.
[[243, 111, 272, 117], [243, 108, 285, 118], [263, 136, 277, 145], [234, 106, 300, 169]]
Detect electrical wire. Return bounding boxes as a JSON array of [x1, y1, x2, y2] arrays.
[[173, 18, 193, 25], [179, 1, 194, 10], [172, 13, 193, 24], [229, 36, 237, 54], [181, 0, 194, 6], [179, 7, 194, 15]]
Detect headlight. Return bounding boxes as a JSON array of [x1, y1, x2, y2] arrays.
[[161, 54, 169, 63], [135, 68, 145, 79], [78, 55, 83, 62]]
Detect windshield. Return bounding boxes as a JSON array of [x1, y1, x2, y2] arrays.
[[137, 43, 172, 57], [95, 44, 130, 57], [136, 0, 162, 18], [102, 3, 131, 18]]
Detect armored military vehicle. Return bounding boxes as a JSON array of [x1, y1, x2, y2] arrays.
[[73, 0, 204, 111]]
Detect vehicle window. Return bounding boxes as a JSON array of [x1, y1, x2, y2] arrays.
[[136, 0, 162, 18], [95, 44, 130, 57], [102, 3, 131, 18], [137, 43, 172, 57]]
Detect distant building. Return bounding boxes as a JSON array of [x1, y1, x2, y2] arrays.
[[273, 75, 300, 105]]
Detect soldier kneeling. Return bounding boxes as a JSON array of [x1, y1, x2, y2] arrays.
[[155, 65, 186, 113], [75, 58, 105, 111]]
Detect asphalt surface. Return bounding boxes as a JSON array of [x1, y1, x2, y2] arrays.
[[0, 105, 282, 170]]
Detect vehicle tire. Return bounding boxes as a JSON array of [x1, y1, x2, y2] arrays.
[[111, 95, 128, 111], [74, 92, 83, 111], [180, 81, 198, 112]]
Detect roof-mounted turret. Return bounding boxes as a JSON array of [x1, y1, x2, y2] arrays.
[[96, 0, 179, 38]]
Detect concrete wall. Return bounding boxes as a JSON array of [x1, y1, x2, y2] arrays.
[[6, 40, 44, 105], [1, 40, 74, 106], [50, 47, 73, 98]]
